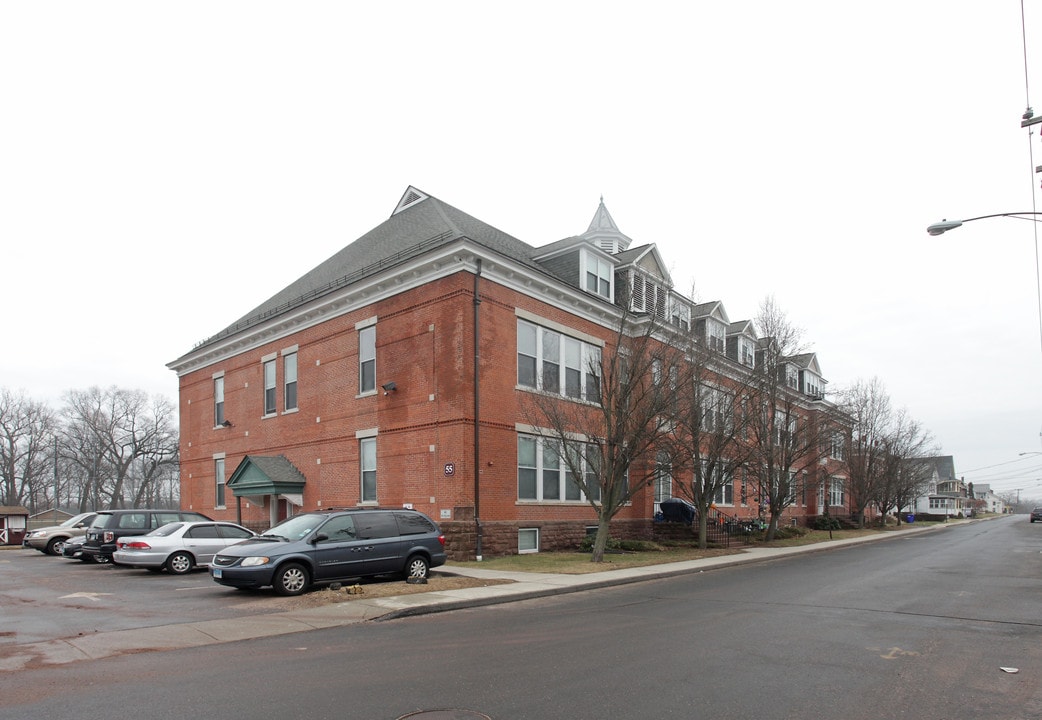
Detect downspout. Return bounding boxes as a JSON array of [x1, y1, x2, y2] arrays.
[[473, 258, 484, 561]]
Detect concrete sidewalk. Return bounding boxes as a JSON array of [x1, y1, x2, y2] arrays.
[[0, 524, 947, 672]]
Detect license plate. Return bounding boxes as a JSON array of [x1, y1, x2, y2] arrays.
[[212, 568, 222, 578]]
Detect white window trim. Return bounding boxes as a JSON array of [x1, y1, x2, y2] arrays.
[[282, 348, 298, 414], [579, 249, 614, 300], [358, 323, 377, 398], [214, 453, 227, 510], [518, 528, 540, 554], [262, 355, 277, 418], [516, 318, 603, 402], [359, 435, 378, 505]]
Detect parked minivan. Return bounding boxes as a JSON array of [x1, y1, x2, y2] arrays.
[[209, 508, 446, 595], [81, 509, 213, 563], [23, 512, 98, 556]]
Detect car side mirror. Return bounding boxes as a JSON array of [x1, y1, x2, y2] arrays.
[[312, 533, 328, 544]]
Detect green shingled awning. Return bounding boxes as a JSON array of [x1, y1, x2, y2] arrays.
[[226, 455, 306, 497]]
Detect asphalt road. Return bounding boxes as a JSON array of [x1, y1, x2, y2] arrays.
[[2, 517, 1040, 720], [0, 549, 300, 646]]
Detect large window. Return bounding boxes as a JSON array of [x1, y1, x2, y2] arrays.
[[516, 319, 601, 401], [828, 477, 845, 507], [713, 471, 734, 506], [359, 325, 376, 394], [360, 437, 377, 503], [263, 359, 276, 415], [214, 375, 225, 427], [518, 435, 598, 502], [654, 453, 672, 503], [214, 456, 226, 508], [283, 351, 298, 411]]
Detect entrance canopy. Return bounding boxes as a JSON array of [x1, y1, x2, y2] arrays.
[[227, 455, 306, 498]]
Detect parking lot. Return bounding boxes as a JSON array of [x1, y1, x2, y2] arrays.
[[0, 546, 295, 648]]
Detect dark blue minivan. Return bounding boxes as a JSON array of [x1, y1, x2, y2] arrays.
[[210, 508, 446, 595]]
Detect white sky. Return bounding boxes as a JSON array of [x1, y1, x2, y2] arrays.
[[4, 2, 1042, 500]]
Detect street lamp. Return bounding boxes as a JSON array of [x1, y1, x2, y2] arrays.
[[926, 212, 1042, 236], [927, 211, 1042, 356]]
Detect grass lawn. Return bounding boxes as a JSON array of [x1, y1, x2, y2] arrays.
[[445, 524, 928, 575]]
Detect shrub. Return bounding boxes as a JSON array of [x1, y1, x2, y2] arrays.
[[813, 515, 841, 531], [578, 535, 621, 552], [774, 525, 808, 539]]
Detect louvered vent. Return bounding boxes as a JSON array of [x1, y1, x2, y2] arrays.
[[392, 186, 429, 215]]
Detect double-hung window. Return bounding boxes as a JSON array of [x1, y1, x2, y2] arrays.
[[360, 436, 377, 503], [214, 375, 225, 427], [654, 452, 672, 503], [828, 477, 845, 507], [518, 434, 608, 503], [263, 358, 277, 415], [516, 318, 602, 401], [359, 324, 376, 394], [214, 455, 226, 508], [283, 350, 298, 411], [584, 252, 613, 299]]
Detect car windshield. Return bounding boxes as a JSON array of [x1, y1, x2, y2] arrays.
[[59, 513, 90, 528], [264, 514, 324, 541]]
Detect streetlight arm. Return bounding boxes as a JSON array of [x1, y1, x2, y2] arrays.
[[927, 212, 1042, 236]]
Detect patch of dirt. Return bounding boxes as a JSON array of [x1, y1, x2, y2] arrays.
[[278, 573, 514, 610]]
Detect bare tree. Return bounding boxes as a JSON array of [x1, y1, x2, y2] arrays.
[[838, 377, 892, 527], [874, 409, 935, 523], [60, 387, 179, 509], [744, 297, 827, 541], [0, 389, 57, 509], [667, 335, 757, 548], [521, 310, 685, 562]]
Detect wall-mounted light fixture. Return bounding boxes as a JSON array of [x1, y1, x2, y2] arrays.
[[381, 382, 397, 396]]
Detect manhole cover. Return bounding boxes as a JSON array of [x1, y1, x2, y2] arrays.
[[397, 711, 491, 720]]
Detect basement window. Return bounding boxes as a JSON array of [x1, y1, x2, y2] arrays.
[[518, 528, 539, 554]]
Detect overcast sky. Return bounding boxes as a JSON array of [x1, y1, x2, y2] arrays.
[[4, 2, 1042, 500]]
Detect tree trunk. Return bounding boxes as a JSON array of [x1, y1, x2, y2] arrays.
[[589, 515, 613, 563]]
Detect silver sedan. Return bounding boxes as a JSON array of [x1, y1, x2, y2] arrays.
[[113, 521, 255, 575]]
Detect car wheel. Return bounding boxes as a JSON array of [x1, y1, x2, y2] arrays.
[[165, 552, 194, 575], [404, 554, 430, 579], [273, 563, 309, 596], [45, 538, 67, 556]]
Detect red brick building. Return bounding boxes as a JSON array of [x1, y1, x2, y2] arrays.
[[169, 187, 849, 558]]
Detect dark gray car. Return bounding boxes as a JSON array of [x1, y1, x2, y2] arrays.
[[210, 508, 447, 595]]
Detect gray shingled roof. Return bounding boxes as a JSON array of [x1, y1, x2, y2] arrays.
[[925, 455, 957, 481], [244, 455, 307, 486], [194, 189, 549, 351]]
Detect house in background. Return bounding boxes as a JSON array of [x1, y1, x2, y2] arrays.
[[906, 456, 969, 518], [168, 187, 849, 558], [969, 483, 1006, 515]]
